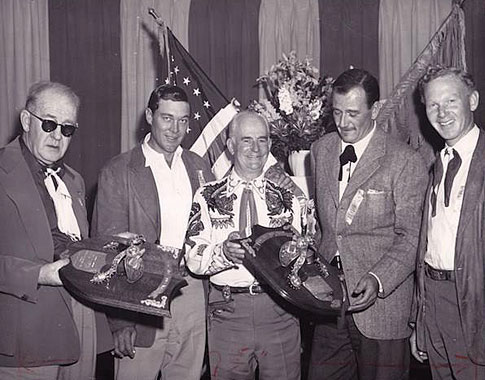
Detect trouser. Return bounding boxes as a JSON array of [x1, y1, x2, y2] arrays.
[[308, 314, 410, 380], [424, 274, 485, 380], [207, 286, 301, 380], [0, 297, 97, 380], [114, 274, 206, 380]]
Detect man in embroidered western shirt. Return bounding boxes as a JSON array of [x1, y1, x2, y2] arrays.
[[411, 66, 485, 379], [186, 110, 303, 380]]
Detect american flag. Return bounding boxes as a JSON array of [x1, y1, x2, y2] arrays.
[[160, 25, 237, 180]]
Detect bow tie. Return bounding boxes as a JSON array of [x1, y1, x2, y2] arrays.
[[339, 145, 357, 181]]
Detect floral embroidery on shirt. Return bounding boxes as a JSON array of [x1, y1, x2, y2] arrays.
[[186, 202, 204, 248], [269, 214, 294, 228], [265, 181, 294, 216], [211, 217, 235, 229], [202, 179, 236, 218]]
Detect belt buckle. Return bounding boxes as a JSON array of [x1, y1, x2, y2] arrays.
[[249, 284, 258, 295], [222, 285, 232, 301]]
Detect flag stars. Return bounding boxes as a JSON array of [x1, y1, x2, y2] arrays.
[[203, 100, 210, 109], [171, 55, 175, 62], [186, 126, 191, 134], [183, 77, 191, 86], [164, 77, 171, 84], [194, 112, 201, 120], [174, 66, 180, 74], [193, 88, 201, 96]]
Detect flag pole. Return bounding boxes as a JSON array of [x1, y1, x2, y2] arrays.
[[148, 8, 171, 84]]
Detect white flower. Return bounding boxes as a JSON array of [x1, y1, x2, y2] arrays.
[[278, 88, 294, 115]]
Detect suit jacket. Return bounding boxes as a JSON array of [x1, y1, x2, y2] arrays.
[[92, 144, 214, 347], [414, 129, 485, 364], [310, 127, 427, 339], [0, 137, 111, 367]]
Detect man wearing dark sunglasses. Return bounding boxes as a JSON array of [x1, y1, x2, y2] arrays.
[[0, 81, 111, 379]]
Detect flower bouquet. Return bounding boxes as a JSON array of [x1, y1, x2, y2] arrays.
[[249, 51, 334, 164]]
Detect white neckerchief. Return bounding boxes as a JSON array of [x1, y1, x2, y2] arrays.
[[44, 167, 81, 241]]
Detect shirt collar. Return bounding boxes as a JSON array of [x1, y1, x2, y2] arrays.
[[142, 132, 183, 168], [341, 122, 376, 161], [442, 124, 479, 161], [226, 169, 266, 199]]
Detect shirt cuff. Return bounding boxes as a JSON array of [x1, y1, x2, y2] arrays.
[[368, 271, 383, 294]]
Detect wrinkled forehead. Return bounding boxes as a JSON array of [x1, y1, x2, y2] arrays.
[[33, 89, 79, 122], [231, 113, 269, 138]]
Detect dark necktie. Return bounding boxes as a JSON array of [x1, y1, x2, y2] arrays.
[[431, 148, 461, 216], [443, 148, 461, 207], [339, 145, 357, 181], [239, 183, 258, 238]]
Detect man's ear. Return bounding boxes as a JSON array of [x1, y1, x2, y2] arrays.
[[19, 109, 31, 133], [145, 108, 153, 126], [470, 90, 479, 112], [371, 99, 386, 120], [227, 137, 235, 155]]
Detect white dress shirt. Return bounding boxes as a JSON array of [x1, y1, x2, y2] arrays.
[[339, 125, 376, 201], [142, 133, 192, 249], [426, 125, 479, 270]]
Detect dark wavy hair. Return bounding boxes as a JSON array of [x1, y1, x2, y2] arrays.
[[332, 68, 380, 109], [147, 84, 189, 112]]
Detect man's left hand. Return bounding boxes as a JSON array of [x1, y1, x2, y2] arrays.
[[265, 164, 295, 192], [348, 273, 379, 312]]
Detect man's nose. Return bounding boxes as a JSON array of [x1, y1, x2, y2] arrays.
[[251, 141, 261, 152], [170, 120, 183, 134], [337, 113, 347, 127], [437, 105, 448, 118], [51, 125, 62, 140]]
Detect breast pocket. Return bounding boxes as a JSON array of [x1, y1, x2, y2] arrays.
[[363, 189, 394, 227]]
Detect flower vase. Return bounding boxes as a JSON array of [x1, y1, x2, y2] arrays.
[[288, 150, 311, 177]]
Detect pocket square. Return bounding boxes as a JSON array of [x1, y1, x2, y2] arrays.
[[366, 189, 386, 195]]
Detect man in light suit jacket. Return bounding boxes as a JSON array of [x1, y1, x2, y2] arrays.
[[308, 68, 428, 380], [92, 84, 215, 380], [411, 66, 485, 379], [0, 81, 111, 379]]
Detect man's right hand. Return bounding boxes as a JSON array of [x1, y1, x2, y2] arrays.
[[38, 258, 69, 286], [410, 329, 428, 363], [112, 326, 137, 358], [222, 232, 245, 264]]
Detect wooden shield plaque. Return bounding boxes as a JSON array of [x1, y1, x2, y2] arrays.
[[239, 224, 348, 316], [59, 234, 187, 317]]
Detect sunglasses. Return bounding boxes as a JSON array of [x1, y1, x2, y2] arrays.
[[28, 110, 78, 137]]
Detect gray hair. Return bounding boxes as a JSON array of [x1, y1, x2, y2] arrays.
[[25, 81, 80, 111]]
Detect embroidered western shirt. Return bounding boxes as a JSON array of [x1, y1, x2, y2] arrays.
[[185, 169, 303, 287]]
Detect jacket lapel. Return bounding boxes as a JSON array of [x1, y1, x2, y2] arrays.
[[129, 147, 160, 234], [320, 134, 340, 207], [342, 127, 386, 200], [0, 139, 53, 262], [456, 130, 485, 242]]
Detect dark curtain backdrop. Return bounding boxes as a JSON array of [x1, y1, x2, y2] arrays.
[[188, 0, 261, 108], [48, 0, 122, 219], [464, 0, 485, 127], [318, 0, 379, 79]]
